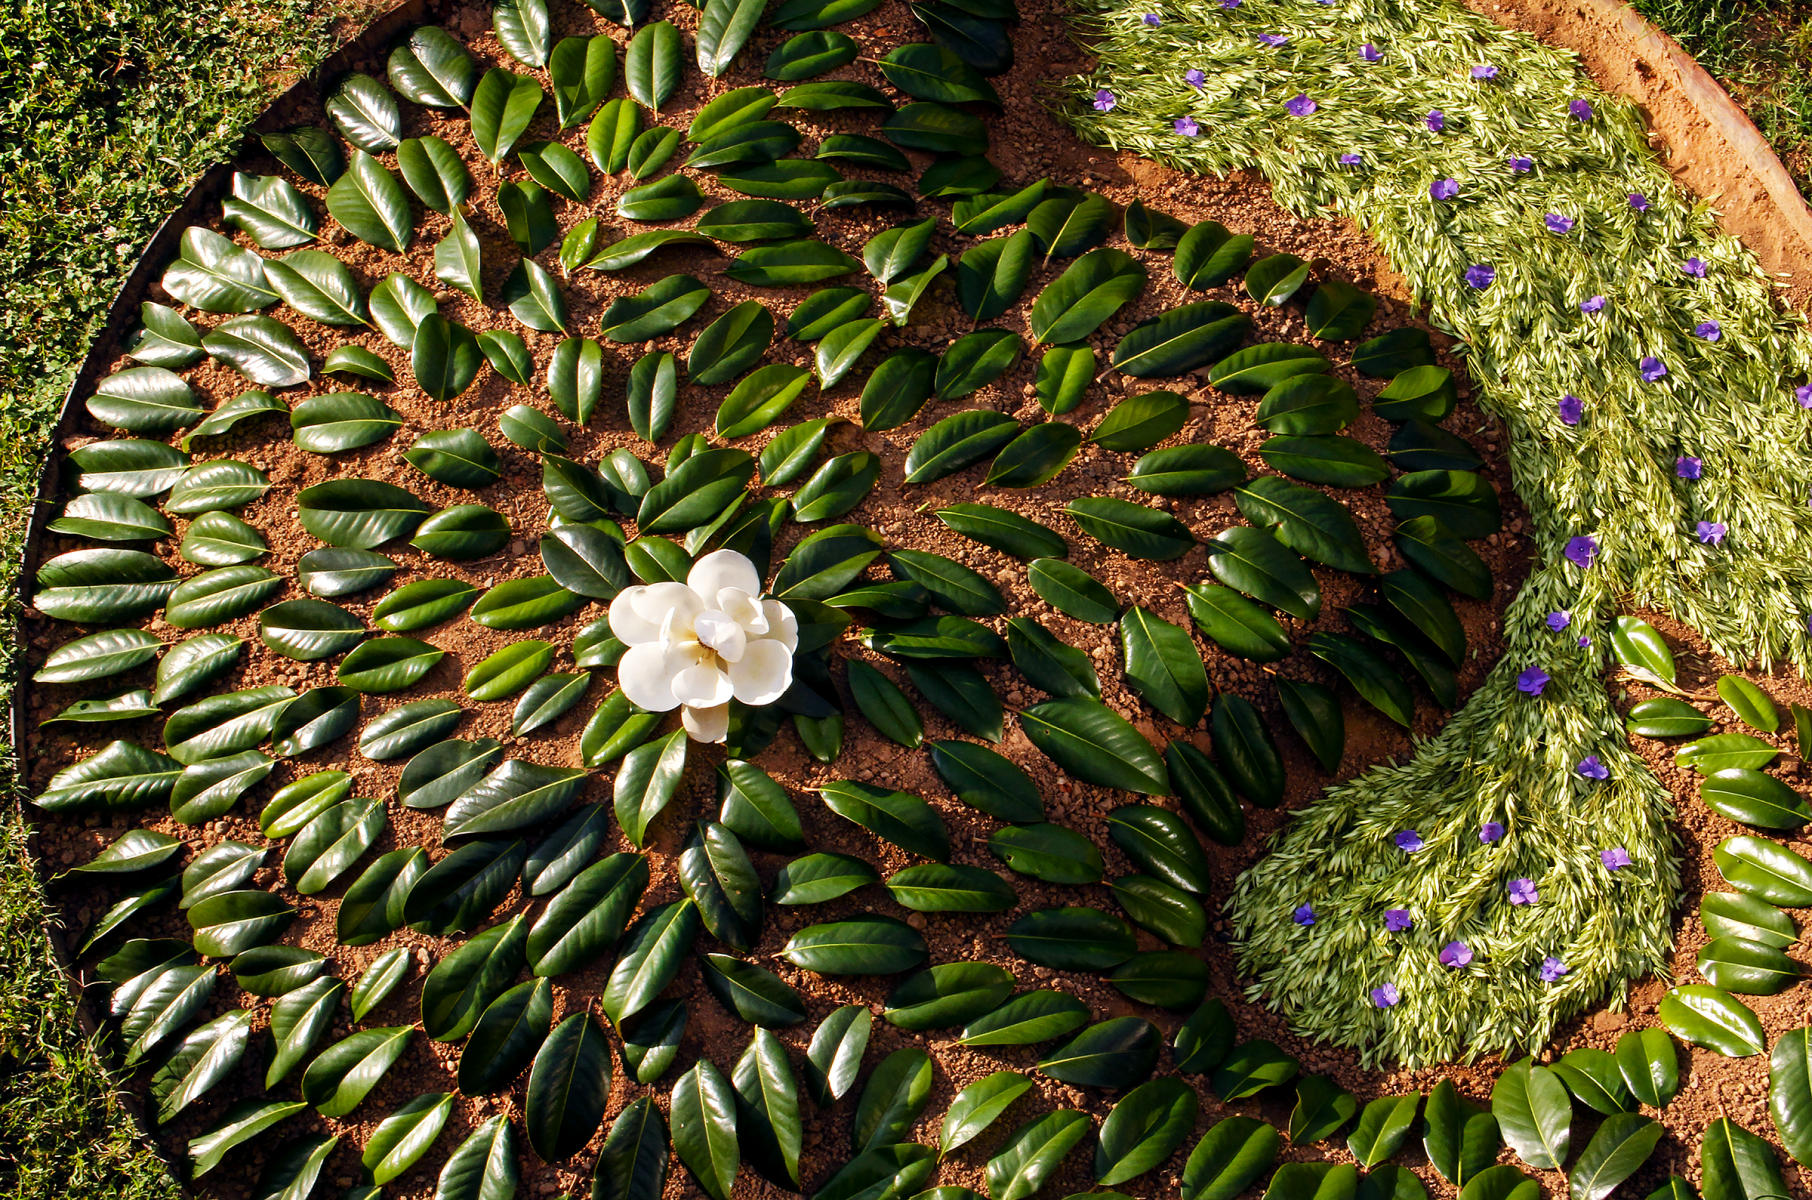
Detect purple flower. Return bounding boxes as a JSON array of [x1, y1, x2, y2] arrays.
[[1221, 0, 1239, 7], [1565, 535, 1599, 568], [1427, 110, 1446, 132], [1384, 909, 1414, 932], [1440, 941, 1474, 968], [1257, 32, 1288, 47], [1430, 177, 1460, 201], [1174, 116, 1201, 136], [1184, 67, 1206, 89], [1695, 320, 1722, 341], [1541, 956, 1568, 982], [1547, 611, 1571, 631], [1798, 383, 1812, 408], [1394, 829, 1425, 852], [1682, 257, 1707, 278], [1558, 394, 1585, 425], [1640, 356, 1668, 382], [1546, 213, 1575, 234], [1577, 755, 1610, 780], [1481, 821, 1505, 843], [1286, 93, 1318, 116], [1580, 295, 1606, 314], [1676, 456, 1702, 480], [1569, 98, 1595, 121], [1601, 846, 1632, 871], [1465, 264, 1496, 289], [1372, 982, 1400, 1007], [1629, 193, 1651, 212], [1142, 11, 1161, 24], [1508, 878, 1539, 905], [1517, 666, 1551, 696], [1339, 152, 1364, 165], [1360, 43, 1383, 63], [1293, 903, 1315, 926], [1509, 156, 1534, 173], [1093, 89, 1116, 112], [1578, 634, 1593, 648], [1472, 64, 1499, 80], [1698, 521, 1728, 546]]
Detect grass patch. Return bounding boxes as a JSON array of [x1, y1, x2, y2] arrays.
[[0, 1, 356, 1193], [1069, 0, 1812, 1065], [1629, 0, 1812, 200]]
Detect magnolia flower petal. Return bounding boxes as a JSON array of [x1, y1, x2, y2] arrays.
[[608, 586, 659, 645], [688, 549, 761, 606], [729, 638, 793, 705], [683, 702, 730, 744], [635, 582, 703, 639], [693, 610, 748, 663], [612, 582, 700, 644], [674, 660, 734, 708], [617, 642, 681, 711], [720, 588, 768, 636], [761, 598, 799, 652]]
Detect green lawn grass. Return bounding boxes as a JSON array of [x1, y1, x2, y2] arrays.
[[0, 2, 352, 1194], [1630, 0, 1812, 199]]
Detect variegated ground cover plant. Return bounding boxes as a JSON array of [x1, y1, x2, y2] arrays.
[[25, 0, 1812, 1195]]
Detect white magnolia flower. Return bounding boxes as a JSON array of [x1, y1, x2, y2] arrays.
[[608, 548, 798, 744]]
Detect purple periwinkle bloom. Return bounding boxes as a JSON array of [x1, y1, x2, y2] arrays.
[[1601, 846, 1632, 871], [1465, 264, 1496, 289], [1509, 156, 1534, 173], [1569, 98, 1595, 121], [1683, 256, 1707, 278], [1517, 667, 1550, 696], [1677, 456, 1702, 480], [1360, 42, 1383, 62], [1797, 383, 1812, 408], [1546, 213, 1574, 234], [1698, 521, 1728, 546], [1293, 903, 1315, 926], [1427, 110, 1446, 132], [1174, 116, 1201, 136], [1430, 177, 1460, 201], [1508, 878, 1539, 905], [1258, 32, 1288, 47], [1629, 193, 1651, 211], [1440, 941, 1474, 968], [1094, 89, 1116, 112], [1640, 356, 1668, 382], [1695, 320, 1722, 341], [1372, 982, 1400, 1007], [1481, 821, 1505, 843], [1286, 93, 1318, 116], [1577, 755, 1610, 780], [1184, 67, 1207, 89], [1541, 956, 1568, 982], [1558, 394, 1585, 425], [1221, 0, 1239, 7], [1143, 11, 1161, 24], [1472, 64, 1499, 80], [1580, 294, 1606, 314], [1547, 610, 1571, 631], [1565, 535, 1599, 568], [1384, 909, 1414, 932], [1578, 634, 1593, 648], [1394, 829, 1425, 852], [1339, 152, 1364, 165]]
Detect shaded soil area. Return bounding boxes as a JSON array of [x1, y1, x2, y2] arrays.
[[16, 0, 1812, 1198]]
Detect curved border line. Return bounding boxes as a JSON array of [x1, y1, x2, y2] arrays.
[[1469, 0, 1812, 290], [8, 0, 435, 1181]]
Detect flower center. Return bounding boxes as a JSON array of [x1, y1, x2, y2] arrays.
[[691, 609, 746, 662]]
